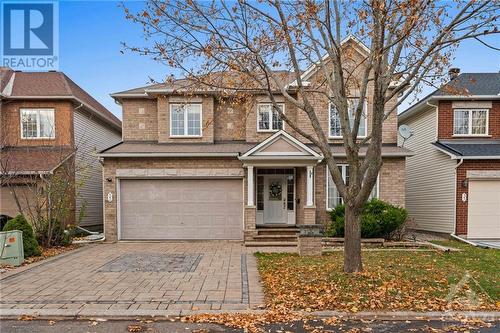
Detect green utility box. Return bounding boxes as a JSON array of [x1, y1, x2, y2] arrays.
[[0, 230, 24, 266]]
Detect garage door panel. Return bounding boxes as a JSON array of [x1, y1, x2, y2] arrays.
[[120, 179, 243, 240], [468, 180, 500, 239]]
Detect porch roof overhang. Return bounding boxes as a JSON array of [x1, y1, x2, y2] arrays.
[[238, 130, 323, 166]]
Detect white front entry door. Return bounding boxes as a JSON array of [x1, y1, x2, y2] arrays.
[[263, 175, 288, 224]]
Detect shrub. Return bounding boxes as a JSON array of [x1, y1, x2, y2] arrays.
[[2, 215, 42, 257], [36, 219, 72, 247], [326, 199, 408, 240]]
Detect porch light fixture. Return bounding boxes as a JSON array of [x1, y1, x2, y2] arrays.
[[462, 179, 468, 188]]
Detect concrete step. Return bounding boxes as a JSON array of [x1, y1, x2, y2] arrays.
[[256, 229, 299, 236], [253, 234, 298, 239], [245, 241, 298, 247]]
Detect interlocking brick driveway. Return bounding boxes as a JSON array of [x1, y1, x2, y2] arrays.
[[0, 242, 265, 314]]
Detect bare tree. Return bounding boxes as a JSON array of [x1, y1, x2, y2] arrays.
[[123, 0, 499, 272]]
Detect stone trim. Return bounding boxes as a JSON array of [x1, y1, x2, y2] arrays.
[[452, 101, 493, 109], [116, 168, 244, 178], [466, 170, 500, 179]]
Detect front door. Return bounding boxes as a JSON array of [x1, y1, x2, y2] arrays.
[[263, 175, 288, 224]]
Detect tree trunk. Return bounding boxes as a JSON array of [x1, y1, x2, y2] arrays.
[[344, 204, 363, 273]]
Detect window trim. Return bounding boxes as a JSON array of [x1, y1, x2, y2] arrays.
[[256, 103, 285, 133], [452, 108, 489, 137], [169, 103, 203, 138], [326, 165, 379, 211], [328, 99, 368, 139], [19, 108, 56, 139]]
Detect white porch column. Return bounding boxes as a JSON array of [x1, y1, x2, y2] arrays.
[[306, 165, 314, 206], [247, 166, 254, 206]]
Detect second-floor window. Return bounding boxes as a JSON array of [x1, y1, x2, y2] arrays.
[[170, 103, 202, 137], [453, 109, 488, 136], [257, 103, 284, 132], [20, 108, 55, 139], [329, 98, 367, 138]]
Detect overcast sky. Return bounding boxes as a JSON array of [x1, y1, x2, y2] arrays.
[[57, 1, 500, 119]]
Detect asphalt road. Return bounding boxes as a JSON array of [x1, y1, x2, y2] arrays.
[[1, 318, 498, 332]]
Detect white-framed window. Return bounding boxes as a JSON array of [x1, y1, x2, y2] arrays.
[[326, 165, 378, 210], [329, 98, 367, 138], [257, 103, 284, 132], [170, 103, 202, 137], [20, 108, 55, 139], [453, 109, 488, 136]]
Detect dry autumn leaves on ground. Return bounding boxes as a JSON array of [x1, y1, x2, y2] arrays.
[[257, 241, 499, 312]]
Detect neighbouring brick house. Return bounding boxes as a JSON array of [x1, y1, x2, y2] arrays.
[[0, 67, 122, 229], [100, 37, 412, 245], [399, 71, 500, 241]]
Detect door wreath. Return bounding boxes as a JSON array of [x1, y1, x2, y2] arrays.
[[269, 182, 282, 200]]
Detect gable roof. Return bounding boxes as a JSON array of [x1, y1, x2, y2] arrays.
[[240, 130, 322, 161], [399, 72, 500, 123], [0, 67, 121, 131], [111, 71, 297, 100], [289, 35, 370, 86], [111, 36, 371, 101]]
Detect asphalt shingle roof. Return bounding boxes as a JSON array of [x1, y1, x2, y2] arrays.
[[0, 67, 121, 129], [399, 72, 500, 122], [435, 73, 500, 96], [433, 140, 500, 157], [100, 141, 413, 157]]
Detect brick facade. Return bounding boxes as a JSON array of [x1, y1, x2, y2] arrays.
[[157, 95, 214, 143], [455, 160, 500, 235], [0, 99, 77, 225], [107, 42, 408, 242], [119, 92, 399, 146], [1, 100, 74, 147], [103, 156, 406, 241], [121, 99, 158, 141], [438, 101, 500, 140]]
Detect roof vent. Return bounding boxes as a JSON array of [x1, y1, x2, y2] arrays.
[[448, 68, 460, 80]]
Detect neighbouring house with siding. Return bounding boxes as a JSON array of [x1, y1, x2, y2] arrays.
[[399, 70, 500, 240], [0, 67, 122, 229]]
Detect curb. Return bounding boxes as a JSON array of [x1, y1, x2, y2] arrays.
[[1, 308, 499, 321]]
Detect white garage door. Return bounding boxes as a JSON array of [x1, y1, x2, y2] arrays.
[[468, 180, 500, 239], [119, 179, 243, 240]]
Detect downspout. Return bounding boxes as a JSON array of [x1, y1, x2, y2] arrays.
[[450, 233, 478, 247], [453, 158, 464, 236]]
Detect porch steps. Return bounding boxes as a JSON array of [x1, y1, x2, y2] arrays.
[[245, 227, 300, 247], [245, 241, 298, 247]]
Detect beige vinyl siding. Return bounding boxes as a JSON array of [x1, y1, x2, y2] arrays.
[[399, 106, 456, 233], [74, 110, 121, 227]]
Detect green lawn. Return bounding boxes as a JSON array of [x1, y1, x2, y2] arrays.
[[256, 241, 499, 312]]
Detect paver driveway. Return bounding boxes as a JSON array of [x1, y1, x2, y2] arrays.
[[0, 242, 265, 314]]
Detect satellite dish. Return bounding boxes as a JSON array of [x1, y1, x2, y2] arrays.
[[398, 125, 413, 140]]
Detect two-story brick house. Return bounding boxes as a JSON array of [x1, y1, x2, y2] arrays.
[[100, 38, 412, 244], [0, 67, 122, 228], [399, 71, 500, 241]]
